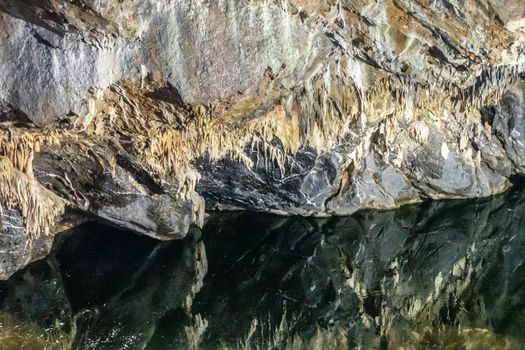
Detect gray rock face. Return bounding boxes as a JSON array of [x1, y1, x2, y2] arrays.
[[1, 0, 525, 272], [0, 205, 53, 279], [491, 80, 525, 171], [33, 146, 198, 240], [0, 0, 316, 125]]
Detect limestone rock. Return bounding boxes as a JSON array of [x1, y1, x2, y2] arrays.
[[0, 0, 525, 271], [0, 205, 54, 280]]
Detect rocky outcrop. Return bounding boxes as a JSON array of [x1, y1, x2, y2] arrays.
[[1, 0, 525, 274], [0, 205, 54, 280]]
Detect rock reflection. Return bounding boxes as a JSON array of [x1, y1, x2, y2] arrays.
[[2, 183, 525, 349]]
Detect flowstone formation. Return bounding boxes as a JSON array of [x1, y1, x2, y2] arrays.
[[1, 0, 525, 275]]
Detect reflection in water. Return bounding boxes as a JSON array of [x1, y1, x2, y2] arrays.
[[2, 183, 525, 349]]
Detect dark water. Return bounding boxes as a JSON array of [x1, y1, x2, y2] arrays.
[[2, 184, 525, 349]]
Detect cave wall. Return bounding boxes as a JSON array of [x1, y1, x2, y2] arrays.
[[0, 0, 525, 276]]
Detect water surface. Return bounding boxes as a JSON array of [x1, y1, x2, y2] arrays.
[[2, 183, 525, 349]]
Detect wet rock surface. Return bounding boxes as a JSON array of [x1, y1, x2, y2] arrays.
[[0, 205, 54, 280], [2, 183, 525, 349]]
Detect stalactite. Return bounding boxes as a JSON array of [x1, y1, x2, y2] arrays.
[[0, 157, 64, 242]]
